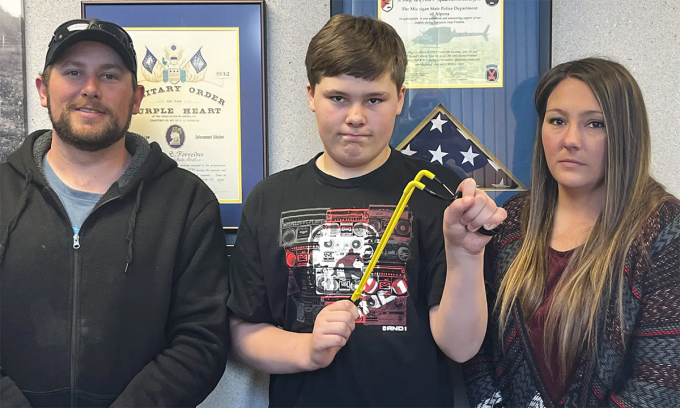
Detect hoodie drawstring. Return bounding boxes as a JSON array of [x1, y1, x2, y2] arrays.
[[0, 171, 34, 266], [124, 180, 144, 273]]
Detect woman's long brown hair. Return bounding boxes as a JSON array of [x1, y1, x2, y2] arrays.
[[496, 58, 670, 382]]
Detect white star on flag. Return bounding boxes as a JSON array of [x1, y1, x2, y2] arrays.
[[460, 146, 479, 166], [491, 178, 510, 188], [488, 159, 500, 172], [429, 145, 448, 164], [401, 144, 417, 156], [430, 113, 447, 133]]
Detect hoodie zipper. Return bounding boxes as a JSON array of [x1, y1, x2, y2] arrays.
[[43, 187, 120, 406], [71, 194, 121, 406], [42, 187, 81, 407], [70, 235, 81, 407]]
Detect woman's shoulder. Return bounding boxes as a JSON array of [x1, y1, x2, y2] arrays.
[[627, 196, 680, 316], [655, 196, 680, 224], [645, 197, 680, 249], [627, 196, 680, 286]]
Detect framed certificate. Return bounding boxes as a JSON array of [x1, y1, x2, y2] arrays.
[[332, 0, 551, 204], [379, 0, 504, 89], [83, 0, 267, 230]]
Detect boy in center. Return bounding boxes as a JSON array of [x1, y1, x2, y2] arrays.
[[227, 14, 505, 407]]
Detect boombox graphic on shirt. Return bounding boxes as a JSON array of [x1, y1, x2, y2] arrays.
[[281, 206, 412, 332]]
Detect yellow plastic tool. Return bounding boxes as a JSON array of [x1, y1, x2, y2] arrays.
[[350, 170, 435, 303]]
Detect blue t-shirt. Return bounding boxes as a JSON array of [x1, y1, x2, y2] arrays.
[[43, 155, 102, 234]]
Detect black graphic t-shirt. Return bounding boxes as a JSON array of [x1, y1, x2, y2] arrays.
[[228, 149, 464, 407]]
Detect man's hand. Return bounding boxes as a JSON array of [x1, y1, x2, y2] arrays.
[[306, 300, 359, 371], [443, 178, 507, 256]]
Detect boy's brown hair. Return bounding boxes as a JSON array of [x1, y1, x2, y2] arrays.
[[305, 14, 407, 93]]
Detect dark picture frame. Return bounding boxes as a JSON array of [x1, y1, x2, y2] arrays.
[[82, 0, 268, 230]]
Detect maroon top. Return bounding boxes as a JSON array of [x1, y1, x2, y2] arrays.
[[527, 247, 575, 406]]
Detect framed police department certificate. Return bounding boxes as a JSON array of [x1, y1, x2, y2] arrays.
[[378, 0, 504, 88], [83, 0, 267, 229]]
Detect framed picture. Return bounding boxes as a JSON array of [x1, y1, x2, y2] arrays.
[[331, 0, 551, 204], [0, 0, 27, 163], [83, 0, 267, 230]]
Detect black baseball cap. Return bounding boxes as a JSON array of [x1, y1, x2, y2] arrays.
[[44, 18, 137, 76]]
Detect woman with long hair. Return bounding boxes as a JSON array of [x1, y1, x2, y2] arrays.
[[463, 58, 680, 407]]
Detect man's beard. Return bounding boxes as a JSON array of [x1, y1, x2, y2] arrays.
[[47, 95, 134, 152]]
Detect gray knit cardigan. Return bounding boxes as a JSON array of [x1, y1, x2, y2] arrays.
[[464, 191, 680, 408]]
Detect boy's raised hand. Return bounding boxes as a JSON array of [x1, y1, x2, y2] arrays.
[[443, 178, 507, 256], [306, 300, 359, 371]]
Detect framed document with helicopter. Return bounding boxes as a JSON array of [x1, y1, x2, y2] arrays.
[[379, 0, 503, 88], [331, 0, 551, 205]]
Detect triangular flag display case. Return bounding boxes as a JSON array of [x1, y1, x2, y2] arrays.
[[397, 104, 526, 191]]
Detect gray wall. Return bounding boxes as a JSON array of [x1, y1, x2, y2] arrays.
[[21, 0, 680, 407]]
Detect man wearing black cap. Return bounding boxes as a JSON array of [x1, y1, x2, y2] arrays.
[[0, 19, 229, 407]]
